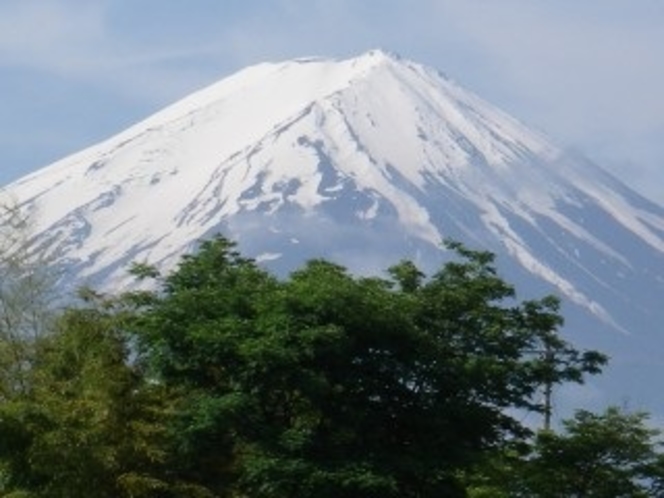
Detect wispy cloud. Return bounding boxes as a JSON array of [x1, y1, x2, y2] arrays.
[[421, 0, 664, 202], [0, 1, 229, 102], [0, 1, 108, 73], [432, 0, 664, 130]]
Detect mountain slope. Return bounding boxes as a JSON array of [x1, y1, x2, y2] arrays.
[[3, 49, 664, 418]]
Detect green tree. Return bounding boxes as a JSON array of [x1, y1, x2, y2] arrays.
[[131, 237, 279, 496], [0, 294, 211, 497], [131, 236, 606, 497], [464, 448, 523, 498], [520, 406, 664, 497], [0, 199, 58, 398]]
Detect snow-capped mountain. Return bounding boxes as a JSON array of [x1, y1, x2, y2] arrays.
[[3, 49, 664, 420]]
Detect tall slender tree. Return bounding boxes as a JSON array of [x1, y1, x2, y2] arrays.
[[0, 197, 58, 398]]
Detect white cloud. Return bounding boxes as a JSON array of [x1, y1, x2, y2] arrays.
[[418, 0, 664, 203], [0, 0, 108, 74]]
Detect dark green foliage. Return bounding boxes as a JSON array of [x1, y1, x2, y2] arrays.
[[0, 234, 613, 497], [0, 298, 208, 497], [465, 406, 664, 497], [130, 236, 605, 497], [521, 407, 664, 497]]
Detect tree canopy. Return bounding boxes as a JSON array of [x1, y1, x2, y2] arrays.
[[521, 406, 664, 497], [126, 236, 606, 497], [0, 234, 615, 497]]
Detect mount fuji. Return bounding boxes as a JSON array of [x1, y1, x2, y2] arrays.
[[3, 50, 664, 421]]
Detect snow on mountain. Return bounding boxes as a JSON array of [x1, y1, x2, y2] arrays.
[[3, 49, 664, 419]]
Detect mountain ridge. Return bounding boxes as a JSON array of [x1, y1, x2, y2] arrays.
[[5, 50, 663, 316], [3, 49, 664, 417]]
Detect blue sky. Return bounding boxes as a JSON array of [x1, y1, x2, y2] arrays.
[[1, 0, 663, 203]]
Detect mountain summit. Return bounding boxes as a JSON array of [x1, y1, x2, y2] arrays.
[[3, 50, 664, 416]]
